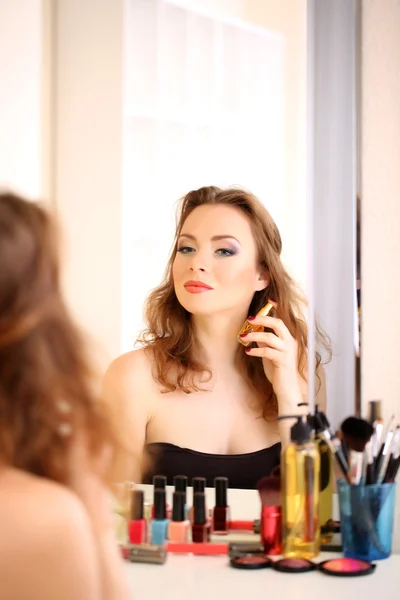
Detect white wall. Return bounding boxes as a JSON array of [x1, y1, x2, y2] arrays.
[[0, 0, 51, 201], [54, 0, 125, 364], [361, 0, 400, 551], [54, 0, 308, 363]]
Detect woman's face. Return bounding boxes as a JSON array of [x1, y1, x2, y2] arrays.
[[172, 204, 268, 316]]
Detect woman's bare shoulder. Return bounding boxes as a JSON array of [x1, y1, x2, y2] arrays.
[[0, 469, 101, 599], [105, 348, 154, 387]]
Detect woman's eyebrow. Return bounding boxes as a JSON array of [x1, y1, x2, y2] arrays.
[[179, 233, 240, 244]]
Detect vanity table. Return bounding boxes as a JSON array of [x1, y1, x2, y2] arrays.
[[123, 486, 400, 599]]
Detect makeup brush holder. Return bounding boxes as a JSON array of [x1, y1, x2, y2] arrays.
[[338, 479, 396, 561]]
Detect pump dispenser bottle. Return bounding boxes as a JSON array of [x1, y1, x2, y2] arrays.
[[312, 407, 334, 543], [279, 415, 320, 559]]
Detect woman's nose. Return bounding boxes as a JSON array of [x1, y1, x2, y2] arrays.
[[189, 254, 208, 272]]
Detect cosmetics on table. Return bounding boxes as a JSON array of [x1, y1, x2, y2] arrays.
[[168, 491, 190, 543], [151, 488, 169, 546], [128, 490, 147, 545], [236, 300, 275, 346], [212, 477, 230, 534], [192, 492, 211, 543], [279, 415, 320, 559]]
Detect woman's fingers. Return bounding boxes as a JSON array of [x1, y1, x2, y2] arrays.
[[245, 346, 281, 361], [240, 331, 284, 351], [247, 315, 288, 339]]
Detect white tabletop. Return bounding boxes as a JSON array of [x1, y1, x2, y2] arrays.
[[124, 485, 400, 599], [125, 553, 400, 600]]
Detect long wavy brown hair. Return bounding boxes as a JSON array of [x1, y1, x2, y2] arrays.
[[0, 192, 118, 485], [139, 186, 331, 418]]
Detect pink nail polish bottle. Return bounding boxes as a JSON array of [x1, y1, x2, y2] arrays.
[[168, 491, 190, 543]]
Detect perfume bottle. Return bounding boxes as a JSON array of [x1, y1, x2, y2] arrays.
[[237, 300, 275, 347], [312, 407, 334, 543], [279, 415, 320, 559]]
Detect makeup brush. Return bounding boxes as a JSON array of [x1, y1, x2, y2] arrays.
[[313, 412, 350, 483], [341, 417, 374, 453], [374, 415, 395, 482], [257, 476, 282, 555], [376, 425, 399, 483], [340, 417, 373, 485]]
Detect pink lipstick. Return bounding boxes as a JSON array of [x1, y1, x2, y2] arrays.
[[184, 280, 213, 294]]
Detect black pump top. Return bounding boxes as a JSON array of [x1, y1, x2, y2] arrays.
[[214, 476, 228, 507], [278, 415, 311, 444], [172, 491, 186, 522], [193, 492, 207, 524], [312, 405, 331, 435], [131, 489, 144, 520], [153, 488, 167, 520]]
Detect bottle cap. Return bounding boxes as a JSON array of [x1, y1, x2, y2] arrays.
[[368, 400, 382, 423], [173, 475, 188, 502], [214, 476, 228, 507], [130, 489, 144, 520], [152, 475, 167, 489], [192, 477, 206, 493], [172, 491, 186, 522], [153, 488, 167, 520], [193, 492, 206, 524]]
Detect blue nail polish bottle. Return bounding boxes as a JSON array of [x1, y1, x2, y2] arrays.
[[151, 489, 169, 545]]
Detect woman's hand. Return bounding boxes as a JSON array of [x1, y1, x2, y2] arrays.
[[241, 313, 303, 414]]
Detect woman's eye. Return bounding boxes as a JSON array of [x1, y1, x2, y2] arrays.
[[216, 248, 236, 257], [177, 246, 195, 254]]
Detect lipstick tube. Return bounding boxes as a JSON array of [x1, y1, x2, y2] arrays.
[[212, 477, 230, 534], [261, 505, 282, 555], [128, 490, 147, 545]]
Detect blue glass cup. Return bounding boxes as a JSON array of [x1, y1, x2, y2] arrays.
[[338, 479, 396, 561]]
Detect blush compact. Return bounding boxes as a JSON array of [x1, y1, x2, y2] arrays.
[[230, 555, 272, 570], [272, 558, 317, 574], [318, 558, 376, 577]]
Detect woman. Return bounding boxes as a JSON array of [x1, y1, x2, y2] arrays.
[[0, 193, 131, 599], [105, 186, 329, 489]]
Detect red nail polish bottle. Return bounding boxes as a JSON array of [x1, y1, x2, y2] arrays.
[[212, 477, 230, 534], [192, 492, 211, 542], [128, 490, 147, 544]]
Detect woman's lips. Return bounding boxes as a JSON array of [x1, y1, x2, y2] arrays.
[[184, 281, 213, 294]]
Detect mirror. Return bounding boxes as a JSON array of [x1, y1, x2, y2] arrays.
[[51, 0, 358, 500]]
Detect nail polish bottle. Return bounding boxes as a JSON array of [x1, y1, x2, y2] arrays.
[[212, 477, 230, 534], [151, 475, 167, 519], [192, 492, 211, 543], [128, 490, 147, 544], [190, 477, 206, 523], [168, 491, 190, 543], [150, 488, 169, 546], [173, 475, 189, 519]]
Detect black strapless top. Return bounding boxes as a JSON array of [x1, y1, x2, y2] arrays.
[[143, 442, 281, 490]]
